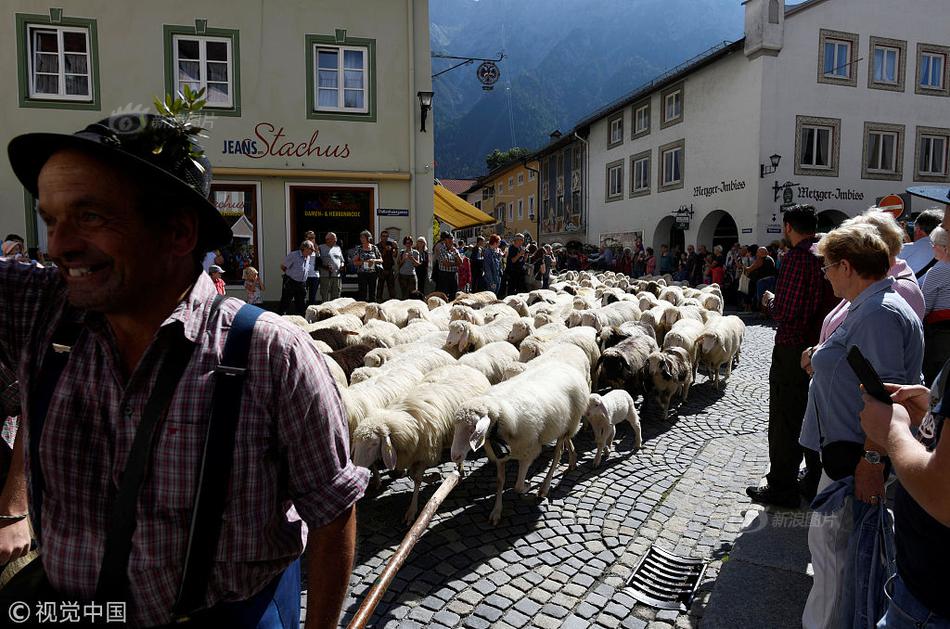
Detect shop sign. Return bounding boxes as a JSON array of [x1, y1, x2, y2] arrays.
[[692, 178, 747, 198], [377, 208, 409, 217], [742, 228, 753, 234], [796, 186, 864, 203], [221, 122, 351, 160], [767, 224, 782, 234], [672, 203, 694, 230]]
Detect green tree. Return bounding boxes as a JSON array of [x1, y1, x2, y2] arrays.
[[485, 147, 530, 172]]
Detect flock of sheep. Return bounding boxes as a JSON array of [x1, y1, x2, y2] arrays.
[[282, 271, 746, 526]]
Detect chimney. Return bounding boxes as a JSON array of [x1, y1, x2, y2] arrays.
[[743, 0, 784, 59]]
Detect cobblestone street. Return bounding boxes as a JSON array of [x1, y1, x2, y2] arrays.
[[313, 317, 779, 628]]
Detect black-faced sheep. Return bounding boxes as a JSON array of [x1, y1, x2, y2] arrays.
[[595, 331, 658, 399], [646, 346, 693, 419]]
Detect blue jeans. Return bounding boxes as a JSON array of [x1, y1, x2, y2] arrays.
[[877, 575, 950, 629]]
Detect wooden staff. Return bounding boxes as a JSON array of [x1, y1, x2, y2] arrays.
[[347, 471, 461, 629]]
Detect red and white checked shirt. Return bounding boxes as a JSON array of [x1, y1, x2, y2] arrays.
[[0, 261, 368, 627]]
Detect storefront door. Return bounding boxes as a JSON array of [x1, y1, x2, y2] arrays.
[[287, 185, 375, 261]]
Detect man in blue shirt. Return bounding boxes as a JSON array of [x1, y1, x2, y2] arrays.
[[900, 208, 944, 279], [279, 240, 314, 315]]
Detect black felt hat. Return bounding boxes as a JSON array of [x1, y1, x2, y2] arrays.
[[7, 112, 231, 248]]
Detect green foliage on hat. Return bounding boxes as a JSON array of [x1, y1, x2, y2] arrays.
[[151, 85, 209, 164]]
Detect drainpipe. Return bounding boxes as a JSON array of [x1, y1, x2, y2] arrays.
[[407, 0, 417, 238], [522, 159, 541, 242], [573, 131, 589, 243]]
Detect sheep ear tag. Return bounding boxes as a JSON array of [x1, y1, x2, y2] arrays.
[[381, 435, 397, 470], [470, 416, 490, 452]]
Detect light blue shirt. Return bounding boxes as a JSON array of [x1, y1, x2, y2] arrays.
[[282, 250, 312, 283], [900, 236, 934, 276], [800, 278, 924, 452]]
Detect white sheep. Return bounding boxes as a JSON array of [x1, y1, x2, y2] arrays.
[[459, 341, 521, 384], [698, 314, 746, 390], [310, 339, 333, 354], [349, 347, 455, 384], [306, 297, 355, 323], [584, 391, 642, 467], [426, 295, 448, 310], [502, 296, 530, 317], [526, 289, 557, 305], [352, 365, 492, 523], [646, 346, 693, 419], [349, 318, 402, 349], [658, 286, 684, 306], [339, 364, 427, 435], [390, 320, 441, 346], [661, 304, 706, 331], [363, 335, 448, 367], [305, 313, 363, 336], [662, 318, 705, 376], [364, 299, 420, 328], [450, 347, 590, 524], [700, 292, 724, 315], [506, 317, 536, 347], [446, 316, 518, 354], [638, 303, 678, 342], [579, 301, 641, 332]]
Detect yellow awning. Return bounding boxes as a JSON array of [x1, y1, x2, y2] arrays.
[[433, 184, 496, 229]]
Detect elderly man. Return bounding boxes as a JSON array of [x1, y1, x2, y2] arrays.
[[319, 232, 345, 303], [433, 231, 463, 300], [0, 110, 367, 627], [901, 207, 945, 279], [280, 240, 314, 316]]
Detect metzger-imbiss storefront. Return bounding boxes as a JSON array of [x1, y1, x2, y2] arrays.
[[1, 0, 435, 301]]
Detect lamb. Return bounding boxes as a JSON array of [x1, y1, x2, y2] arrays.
[[698, 315, 746, 390], [662, 318, 705, 376], [352, 365, 492, 523], [327, 343, 374, 383], [364, 299, 421, 327], [595, 330, 658, 398], [349, 318, 402, 349], [305, 297, 355, 323], [459, 341, 521, 384], [450, 348, 590, 524], [646, 347, 693, 419], [584, 391, 642, 467], [446, 316, 518, 354], [579, 301, 642, 332]]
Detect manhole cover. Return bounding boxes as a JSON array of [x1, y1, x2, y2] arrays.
[[624, 544, 707, 611]]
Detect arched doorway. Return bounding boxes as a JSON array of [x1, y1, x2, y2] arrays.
[[653, 215, 684, 251], [697, 210, 739, 251], [817, 209, 849, 234]]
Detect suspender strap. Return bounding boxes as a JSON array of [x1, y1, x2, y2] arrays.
[[28, 316, 83, 543], [94, 332, 196, 601], [916, 258, 937, 279], [174, 302, 264, 617]]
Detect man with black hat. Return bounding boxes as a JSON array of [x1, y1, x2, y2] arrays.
[[0, 106, 367, 627]]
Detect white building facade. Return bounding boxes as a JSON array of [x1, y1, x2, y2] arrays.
[[1, 0, 434, 301], [583, 0, 949, 251]]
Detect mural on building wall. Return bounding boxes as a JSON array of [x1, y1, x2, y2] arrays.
[[540, 149, 585, 237]]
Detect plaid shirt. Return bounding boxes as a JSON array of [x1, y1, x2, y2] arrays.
[[766, 237, 837, 346], [435, 242, 460, 273], [0, 261, 368, 626]]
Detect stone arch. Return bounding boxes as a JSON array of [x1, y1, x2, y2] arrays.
[[697, 210, 739, 251], [817, 209, 849, 234], [652, 215, 684, 252]]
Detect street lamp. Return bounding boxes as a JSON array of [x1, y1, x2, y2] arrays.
[[760, 153, 781, 178], [417, 91, 434, 132]]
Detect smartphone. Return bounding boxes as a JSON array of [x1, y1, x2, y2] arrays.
[[846, 346, 893, 405]]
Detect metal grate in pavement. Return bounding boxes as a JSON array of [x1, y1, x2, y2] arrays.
[[624, 544, 707, 611]]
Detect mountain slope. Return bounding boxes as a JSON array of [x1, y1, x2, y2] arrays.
[[431, 0, 745, 178]]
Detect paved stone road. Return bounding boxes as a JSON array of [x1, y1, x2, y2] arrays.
[[308, 317, 779, 629]]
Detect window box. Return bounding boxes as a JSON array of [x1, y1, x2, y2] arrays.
[[306, 34, 376, 121], [914, 126, 950, 182], [658, 140, 685, 192], [660, 83, 684, 128], [606, 159, 624, 202], [868, 37, 906, 92], [817, 29, 859, 87], [916, 44, 950, 97], [633, 100, 650, 139], [607, 111, 624, 149], [16, 13, 100, 110], [795, 115, 841, 177], [862, 122, 904, 181], [630, 150, 651, 198]]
